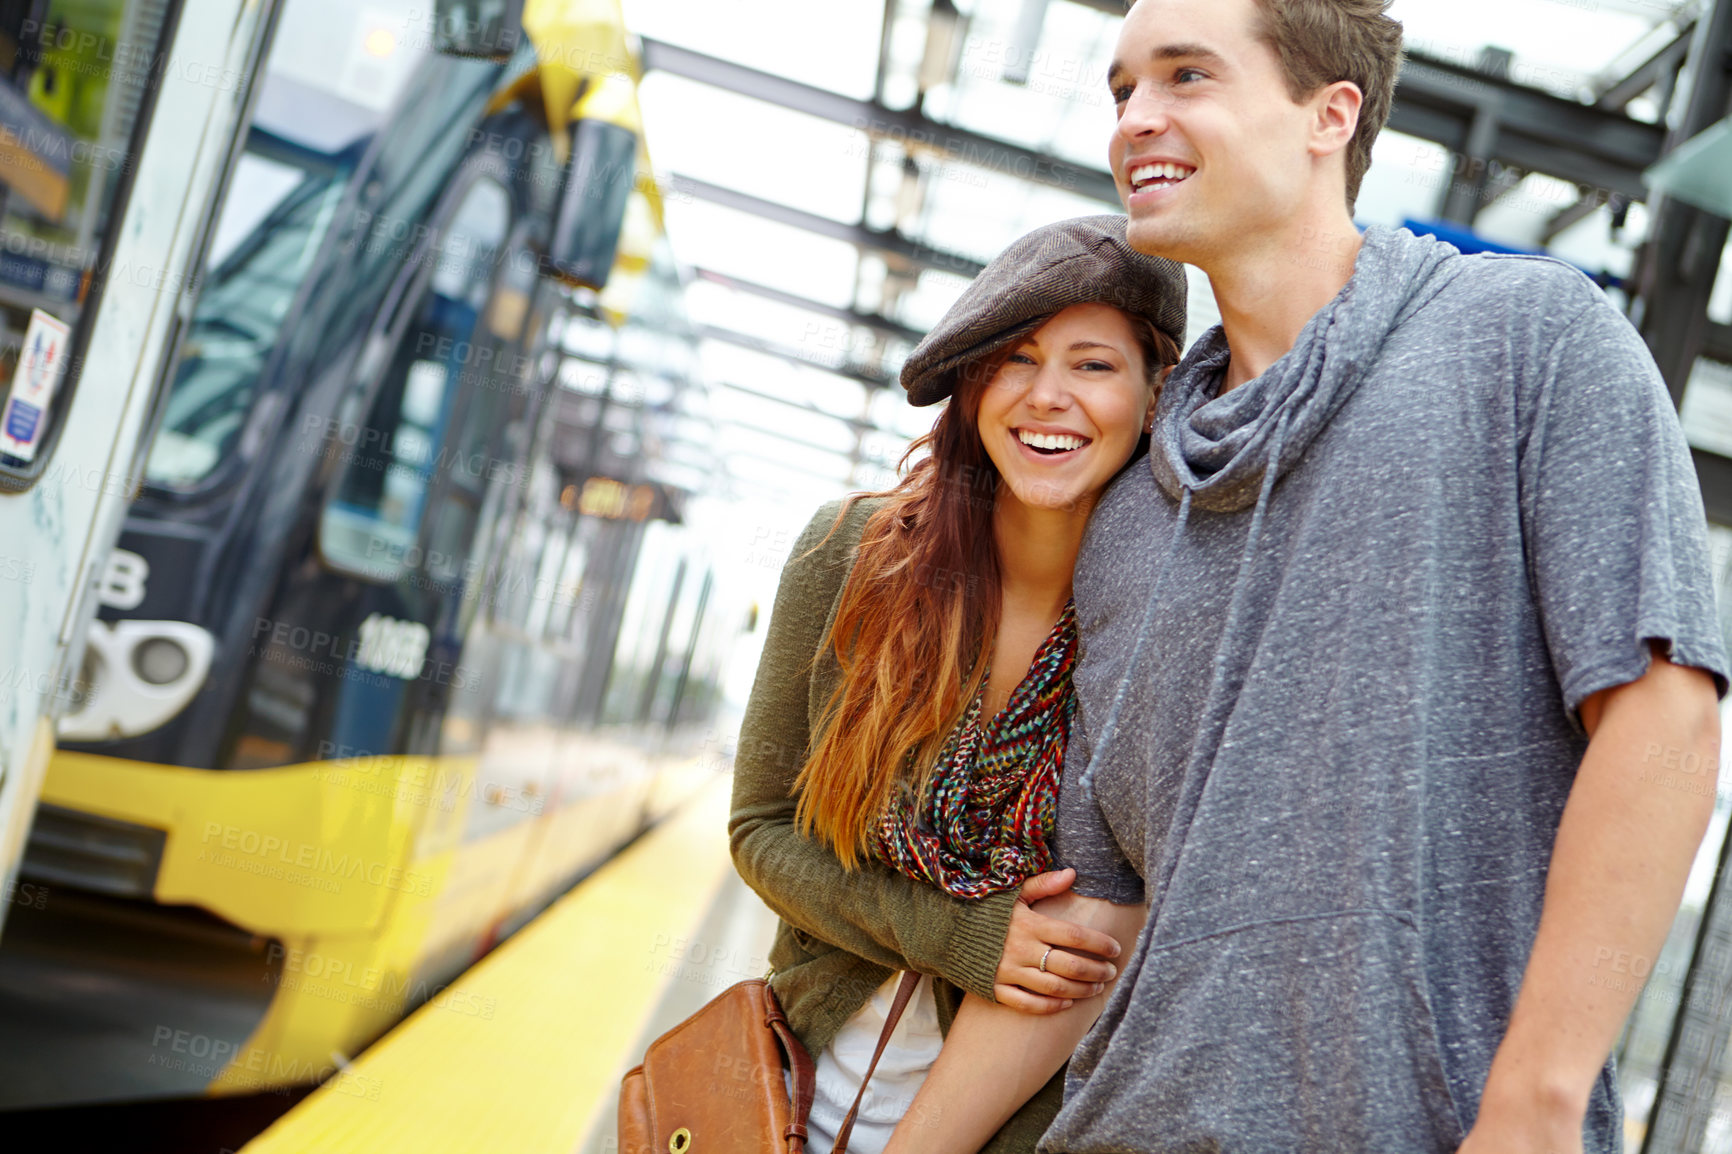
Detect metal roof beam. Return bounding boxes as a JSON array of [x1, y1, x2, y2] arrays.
[[1391, 53, 1668, 202], [1594, 24, 1695, 109], [640, 37, 1120, 205], [650, 28, 1667, 213], [718, 378, 912, 437], [692, 268, 927, 344], [1539, 194, 1606, 244], [719, 419, 901, 480], [719, 384, 876, 434], [670, 174, 985, 279], [697, 323, 898, 389]]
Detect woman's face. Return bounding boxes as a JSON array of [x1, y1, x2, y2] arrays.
[[975, 303, 1157, 516]]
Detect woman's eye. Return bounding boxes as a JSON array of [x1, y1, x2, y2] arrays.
[[1007, 352, 1036, 365], [1079, 360, 1115, 372]]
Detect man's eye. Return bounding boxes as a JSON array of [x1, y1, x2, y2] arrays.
[[1175, 68, 1206, 84], [1110, 85, 1133, 104]]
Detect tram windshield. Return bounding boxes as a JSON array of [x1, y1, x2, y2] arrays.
[[143, 0, 430, 489], [0, 0, 177, 474]]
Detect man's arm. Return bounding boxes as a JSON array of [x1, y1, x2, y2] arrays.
[[1462, 645, 1720, 1153], [883, 892, 1148, 1154]]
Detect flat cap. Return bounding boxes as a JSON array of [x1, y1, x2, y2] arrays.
[[901, 215, 1188, 406]]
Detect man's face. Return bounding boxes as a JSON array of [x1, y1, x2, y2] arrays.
[[1107, 0, 1320, 264]]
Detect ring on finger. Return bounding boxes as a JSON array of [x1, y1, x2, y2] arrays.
[[1039, 946, 1053, 974]]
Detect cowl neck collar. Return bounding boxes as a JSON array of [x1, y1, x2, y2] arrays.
[[1149, 226, 1463, 513]]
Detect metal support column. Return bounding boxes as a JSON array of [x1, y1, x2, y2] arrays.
[[1640, 10, 1732, 1151], [1635, 0, 1732, 410], [1438, 99, 1505, 225]]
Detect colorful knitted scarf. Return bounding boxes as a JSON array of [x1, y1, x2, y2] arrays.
[[874, 600, 1078, 899]]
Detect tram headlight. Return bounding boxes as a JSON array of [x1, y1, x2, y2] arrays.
[[132, 637, 190, 686], [57, 621, 215, 742]]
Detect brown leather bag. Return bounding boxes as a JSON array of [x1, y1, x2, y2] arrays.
[[619, 971, 921, 1154]]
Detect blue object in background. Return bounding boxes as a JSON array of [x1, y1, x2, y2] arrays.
[[1400, 218, 1623, 290]]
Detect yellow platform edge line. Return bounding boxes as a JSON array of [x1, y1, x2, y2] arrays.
[[242, 776, 738, 1154]]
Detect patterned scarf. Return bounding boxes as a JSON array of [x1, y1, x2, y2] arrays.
[[874, 600, 1078, 899]]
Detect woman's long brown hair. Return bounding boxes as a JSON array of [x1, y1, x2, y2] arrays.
[[793, 313, 1179, 868]]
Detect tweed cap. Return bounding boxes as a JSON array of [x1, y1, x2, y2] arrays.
[[901, 215, 1188, 406]]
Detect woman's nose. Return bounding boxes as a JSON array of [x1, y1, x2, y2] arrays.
[[1025, 363, 1071, 411]]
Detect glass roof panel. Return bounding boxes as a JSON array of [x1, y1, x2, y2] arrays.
[[722, 389, 860, 454], [906, 160, 1110, 268], [700, 341, 875, 419], [892, 267, 975, 333], [619, 0, 886, 100], [719, 424, 859, 481], [1390, 0, 1693, 99], [639, 75, 871, 225], [661, 200, 862, 308], [686, 282, 877, 372], [627, 0, 1706, 505], [939, 0, 1120, 166], [867, 387, 942, 441]]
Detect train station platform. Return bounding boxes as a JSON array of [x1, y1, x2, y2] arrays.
[[239, 776, 778, 1154]]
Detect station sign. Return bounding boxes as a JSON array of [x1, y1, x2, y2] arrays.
[[433, 0, 525, 59], [570, 476, 676, 523], [0, 308, 71, 463]]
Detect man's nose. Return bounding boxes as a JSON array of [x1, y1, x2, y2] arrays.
[[1115, 82, 1171, 143]]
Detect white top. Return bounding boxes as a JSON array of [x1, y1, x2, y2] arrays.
[[788, 972, 943, 1154]]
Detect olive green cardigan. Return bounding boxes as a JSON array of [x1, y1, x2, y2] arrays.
[[730, 496, 1065, 1152]]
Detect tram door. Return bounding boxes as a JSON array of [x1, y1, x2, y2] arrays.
[[0, 0, 277, 940]]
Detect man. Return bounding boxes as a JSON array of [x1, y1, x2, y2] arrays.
[[886, 1, 1726, 1151]]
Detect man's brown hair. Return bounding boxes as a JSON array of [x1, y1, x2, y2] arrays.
[[1250, 0, 1404, 211]]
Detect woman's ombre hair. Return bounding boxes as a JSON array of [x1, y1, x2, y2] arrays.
[[792, 312, 1178, 867]]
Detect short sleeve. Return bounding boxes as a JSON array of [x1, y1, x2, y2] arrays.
[[1519, 294, 1730, 723], [1054, 716, 1146, 904]]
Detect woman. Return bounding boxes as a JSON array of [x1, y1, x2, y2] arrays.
[[731, 216, 1186, 1153]]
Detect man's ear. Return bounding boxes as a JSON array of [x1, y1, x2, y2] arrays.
[[1145, 367, 1172, 430], [1311, 80, 1363, 160]]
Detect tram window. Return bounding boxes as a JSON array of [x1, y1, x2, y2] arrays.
[[421, 369, 515, 583], [600, 523, 688, 725], [145, 153, 354, 486], [142, 0, 437, 490], [0, 0, 176, 481], [320, 176, 512, 583]]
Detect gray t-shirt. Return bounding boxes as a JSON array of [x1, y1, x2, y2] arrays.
[[1045, 227, 1728, 1153]]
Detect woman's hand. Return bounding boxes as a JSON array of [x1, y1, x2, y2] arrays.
[[993, 868, 1122, 1014]]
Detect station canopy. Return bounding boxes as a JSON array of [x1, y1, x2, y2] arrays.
[[617, 0, 1714, 507]]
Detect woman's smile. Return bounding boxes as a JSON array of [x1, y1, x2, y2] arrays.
[[1012, 426, 1094, 458]]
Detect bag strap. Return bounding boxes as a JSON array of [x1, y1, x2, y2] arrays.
[[831, 971, 923, 1154], [764, 984, 816, 1153]]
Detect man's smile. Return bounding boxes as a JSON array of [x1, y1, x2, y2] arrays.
[[1128, 161, 1197, 193]]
